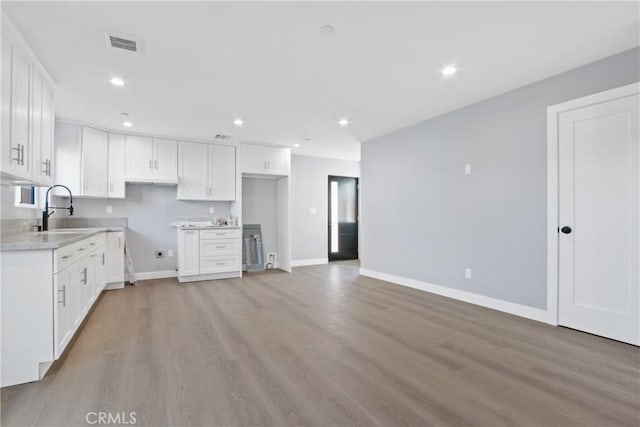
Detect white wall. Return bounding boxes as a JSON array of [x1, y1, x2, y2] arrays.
[[290, 154, 360, 263], [0, 186, 40, 219]]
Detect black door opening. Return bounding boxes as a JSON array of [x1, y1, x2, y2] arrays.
[[328, 176, 359, 261]]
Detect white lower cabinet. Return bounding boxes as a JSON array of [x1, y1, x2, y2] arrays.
[[177, 228, 241, 282], [1, 232, 111, 387], [105, 231, 125, 289]]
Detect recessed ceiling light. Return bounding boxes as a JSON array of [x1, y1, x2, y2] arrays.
[[338, 119, 350, 127], [110, 77, 125, 86], [320, 25, 335, 35], [233, 119, 243, 126], [441, 66, 457, 77], [122, 121, 133, 128], [293, 143, 300, 147]]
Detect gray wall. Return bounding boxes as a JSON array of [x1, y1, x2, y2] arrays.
[[291, 154, 360, 261], [242, 177, 278, 256], [361, 47, 640, 310], [53, 184, 231, 274]]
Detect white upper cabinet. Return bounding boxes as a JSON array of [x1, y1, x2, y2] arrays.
[[1, 17, 55, 185], [177, 141, 236, 201], [107, 134, 125, 198], [124, 135, 153, 180], [54, 122, 123, 198], [32, 69, 54, 186], [209, 144, 236, 201], [177, 141, 208, 200], [125, 136, 177, 183], [153, 138, 178, 181], [81, 127, 108, 197], [240, 144, 290, 176]]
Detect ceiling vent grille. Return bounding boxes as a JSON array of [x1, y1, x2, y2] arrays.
[[105, 32, 141, 54], [215, 134, 232, 140]]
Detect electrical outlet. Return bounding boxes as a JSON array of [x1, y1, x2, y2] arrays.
[[465, 164, 472, 175], [209, 207, 215, 214], [156, 251, 165, 259], [309, 207, 317, 215], [167, 249, 173, 257], [465, 268, 472, 279], [106, 205, 113, 214]]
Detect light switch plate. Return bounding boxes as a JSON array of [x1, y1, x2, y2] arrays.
[[465, 268, 472, 279], [309, 207, 317, 215], [209, 207, 215, 214], [106, 206, 113, 214], [168, 249, 173, 258], [465, 164, 472, 175]]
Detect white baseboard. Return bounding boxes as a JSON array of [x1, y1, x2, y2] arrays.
[[291, 258, 329, 267], [359, 268, 553, 325], [136, 270, 178, 281]]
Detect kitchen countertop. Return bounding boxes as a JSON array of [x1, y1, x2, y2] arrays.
[[0, 227, 125, 251], [178, 225, 240, 230]]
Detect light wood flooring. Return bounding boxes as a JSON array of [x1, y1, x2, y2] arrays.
[[2, 262, 639, 426]]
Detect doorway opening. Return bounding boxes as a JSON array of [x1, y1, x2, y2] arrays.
[[328, 176, 359, 261]]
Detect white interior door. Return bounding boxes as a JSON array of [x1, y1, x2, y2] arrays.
[[558, 93, 639, 345]]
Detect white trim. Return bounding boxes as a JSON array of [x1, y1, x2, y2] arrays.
[[136, 270, 178, 281], [546, 82, 640, 326], [360, 268, 553, 324], [291, 258, 329, 267]]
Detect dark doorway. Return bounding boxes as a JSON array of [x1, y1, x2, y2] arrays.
[[328, 176, 359, 261]]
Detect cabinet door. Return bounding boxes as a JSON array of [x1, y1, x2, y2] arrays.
[[178, 229, 199, 276], [125, 135, 153, 179], [268, 148, 290, 175], [1, 34, 12, 174], [240, 144, 268, 173], [177, 141, 208, 200], [108, 133, 126, 198], [95, 247, 106, 296], [40, 83, 54, 185], [30, 70, 45, 183], [106, 232, 125, 284], [81, 127, 108, 197], [68, 263, 83, 330], [10, 45, 30, 179], [84, 253, 97, 309], [209, 144, 236, 201], [54, 268, 71, 359], [153, 138, 177, 179]]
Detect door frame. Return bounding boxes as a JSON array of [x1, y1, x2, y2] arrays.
[[327, 175, 359, 261], [546, 82, 640, 326]]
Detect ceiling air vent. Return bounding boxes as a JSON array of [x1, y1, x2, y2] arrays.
[[105, 32, 142, 54], [214, 134, 232, 140]]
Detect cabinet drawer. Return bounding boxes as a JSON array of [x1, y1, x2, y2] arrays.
[[200, 257, 239, 274], [200, 229, 241, 240], [200, 239, 239, 257], [85, 233, 106, 250]]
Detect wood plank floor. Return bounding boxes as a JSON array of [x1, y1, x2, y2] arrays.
[[2, 262, 639, 426]]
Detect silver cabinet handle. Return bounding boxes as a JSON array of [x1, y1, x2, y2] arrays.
[[61, 254, 71, 260], [41, 161, 48, 174], [154, 159, 158, 170], [78, 247, 85, 252], [90, 254, 96, 257], [81, 267, 88, 285], [58, 285, 66, 306], [118, 237, 122, 248], [12, 145, 21, 163], [89, 242, 96, 246], [101, 253, 105, 265], [216, 245, 225, 249], [216, 262, 225, 266], [149, 160, 153, 170], [47, 159, 51, 176]]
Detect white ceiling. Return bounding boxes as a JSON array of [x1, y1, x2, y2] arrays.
[[3, 1, 639, 161]]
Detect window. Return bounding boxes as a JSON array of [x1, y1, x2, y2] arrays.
[[14, 186, 39, 209]]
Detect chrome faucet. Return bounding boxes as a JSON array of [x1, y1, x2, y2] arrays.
[[42, 185, 74, 232]]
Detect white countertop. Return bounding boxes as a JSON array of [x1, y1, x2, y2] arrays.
[[0, 227, 125, 251]]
